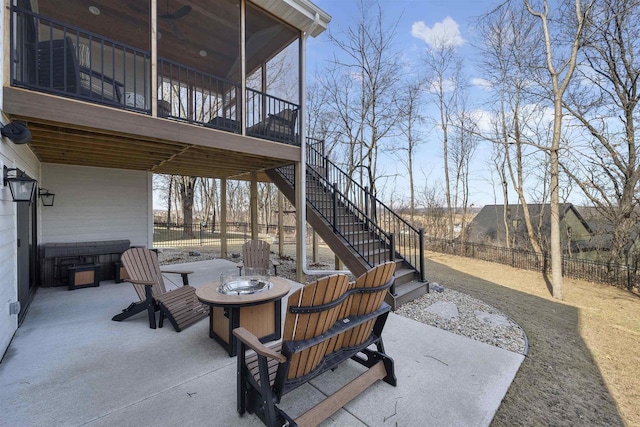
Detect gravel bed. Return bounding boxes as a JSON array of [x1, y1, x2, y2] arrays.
[[396, 286, 527, 355], [157, 248, 526, 355]]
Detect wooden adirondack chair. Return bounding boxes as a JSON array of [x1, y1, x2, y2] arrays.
[[237, 240, 280, 276], [112, 248, 208, 332], [233, 262, 397, 427]]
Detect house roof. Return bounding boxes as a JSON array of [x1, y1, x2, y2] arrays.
[[252, 0, 331, 37], [467, 203, 593, 240]]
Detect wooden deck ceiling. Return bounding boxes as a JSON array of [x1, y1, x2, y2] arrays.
[[3, 87, 299, 180]]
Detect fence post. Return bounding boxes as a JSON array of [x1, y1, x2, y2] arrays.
[[199, 223, 203, 246], [332, 183, 338, 233], [419, 228, 426, 282]]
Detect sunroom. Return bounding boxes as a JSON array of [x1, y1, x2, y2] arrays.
[[7, 0, 328, 144]]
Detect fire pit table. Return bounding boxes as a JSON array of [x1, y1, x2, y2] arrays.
[[195, 276, 292, 357]]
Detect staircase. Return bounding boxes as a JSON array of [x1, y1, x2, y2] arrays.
[[266, 138, 429, 309]]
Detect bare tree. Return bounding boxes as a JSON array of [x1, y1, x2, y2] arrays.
[[177, 176, 198, 238], [306, 79, 339, 166], [525, 0, 594, 299], [417, 173, 448, 239], [392, 81, 424, 223], [420, 32, 463, 238], [450, 83, 479, 240], [562, 0, 640, 270], [477, 4, 546, 254], [323, 0, 401, 196]]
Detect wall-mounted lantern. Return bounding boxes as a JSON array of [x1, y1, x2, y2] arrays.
[[3, 166, 37, 202], [39, 188, 55, 206]]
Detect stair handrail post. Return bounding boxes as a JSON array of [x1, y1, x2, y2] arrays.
[[389, 232, 397, 296], [370, 188, 376, 225], [324, 154, 329, 181], [419, 228, 426, 282], [364, 186, 369, 218], [332, 182, 338, 233], [389, 232, 395, 262]]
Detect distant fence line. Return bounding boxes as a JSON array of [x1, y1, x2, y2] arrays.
[[425, 237, 638, 291], [153, 222, 301, 248]]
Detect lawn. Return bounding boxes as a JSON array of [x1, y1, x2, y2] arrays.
[[423, 251, 639, 426]]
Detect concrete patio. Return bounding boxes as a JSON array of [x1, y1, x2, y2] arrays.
[[0, 259, 524, 426]]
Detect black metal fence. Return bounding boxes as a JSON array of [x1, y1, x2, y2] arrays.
[[426, 237, 639, 291], [153, 222, 297, 248]]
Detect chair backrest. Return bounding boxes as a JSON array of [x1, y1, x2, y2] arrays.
[[338, 261, 395, 349], [242, 240, 271, 271], [267, 108, 298, 141], [282, 274, 351, 380], [37, 37, 80, 93], [120, 248, 167, 301]]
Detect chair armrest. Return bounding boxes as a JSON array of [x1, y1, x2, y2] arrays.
[[160, 270, 192, 286], [126, 279, 156, 286], [78, 66, 124, 103], [233, 327, 286, 363], [160, 269, 194, 275]]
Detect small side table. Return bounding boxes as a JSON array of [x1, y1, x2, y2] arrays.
[[195, 277, 292, 357], [68, 264, 100, 290]]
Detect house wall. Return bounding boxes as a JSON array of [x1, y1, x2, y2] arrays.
[[0, 137, 40, 358], [562, 210, 591, 242], [2, 0, 43, 356], [40, 164, 151, 247]]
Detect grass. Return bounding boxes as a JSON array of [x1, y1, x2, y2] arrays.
[[423, 251, 639, 426]]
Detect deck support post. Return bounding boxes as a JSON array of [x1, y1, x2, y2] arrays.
[[221, 178, 228, 258], [250, 171, 258, 241]]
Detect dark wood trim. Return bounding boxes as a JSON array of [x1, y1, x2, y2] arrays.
[[3, 86, 301, 162]]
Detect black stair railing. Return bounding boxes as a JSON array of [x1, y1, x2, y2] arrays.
[[276, 162, 396, 275], [306, 139, 425, 281], [277, 138, 426, 282]]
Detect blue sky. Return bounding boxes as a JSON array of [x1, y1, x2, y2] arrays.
[[306, 0, 525, 208]]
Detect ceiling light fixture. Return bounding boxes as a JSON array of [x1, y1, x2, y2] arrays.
[[199, 50, 207, 57], [89, 6, 100, 15]]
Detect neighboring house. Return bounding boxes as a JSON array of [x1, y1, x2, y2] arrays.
[[0, 0, 330, 356], [576, 206, 640, 264], [466, 204, 594, 255]]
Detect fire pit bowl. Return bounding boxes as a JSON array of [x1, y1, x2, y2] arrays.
[[218, 268, 272, 295]]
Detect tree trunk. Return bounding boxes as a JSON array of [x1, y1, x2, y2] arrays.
[[179, 177, 197, 239], [550, 132, 563, 299], [167, 175, 173, 229]]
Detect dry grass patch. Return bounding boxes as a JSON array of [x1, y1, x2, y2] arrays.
[[424, 251, 639, 427]]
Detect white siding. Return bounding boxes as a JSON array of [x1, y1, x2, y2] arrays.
[[0, 125, 41, 358], [41, 164, 150, 247]]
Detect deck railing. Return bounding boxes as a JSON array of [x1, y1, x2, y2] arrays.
[[157, 58, 241, 131], [12, 6, 149, 111], [11, 6, 300, 145], [246, 88, 300, 145]]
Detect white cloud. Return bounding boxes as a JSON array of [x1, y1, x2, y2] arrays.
[[470, 109, 494, 134], [411, 17, 465, 49], [425, 77, 457, 94], [471, 77, 493, 90]]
